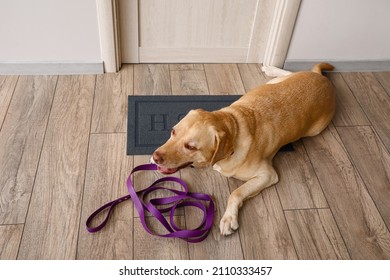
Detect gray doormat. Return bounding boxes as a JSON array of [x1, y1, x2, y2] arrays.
[[127, 95, 294, 155]]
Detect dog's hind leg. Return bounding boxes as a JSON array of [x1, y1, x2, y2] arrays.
[[261, 65, 292, 77], [219, 163, 279, 235]]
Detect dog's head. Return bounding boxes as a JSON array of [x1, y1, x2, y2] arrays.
[[151, 109, 233, 174]]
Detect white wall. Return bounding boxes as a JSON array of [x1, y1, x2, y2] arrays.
[[0, 0, 101, 64], [286, 0, 390, 63]]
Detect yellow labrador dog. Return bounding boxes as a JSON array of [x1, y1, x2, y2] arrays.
[[152, 63, 336, 235]]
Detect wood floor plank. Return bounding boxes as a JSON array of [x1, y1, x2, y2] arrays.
[[342, 72, 390, 151], [77, 133, 133, 259], [134, 64, 171, 95], [0, 225, 23, 260], [169, 64, 204, 71], [204, 64, 245, 95], [171, 69, 209, 95], [182, 167, 244, 259], [304, 124, 390, 259], [18, 75, 95, 259], [0, 76, 18, 129], [337, 126, 390, 229], [374, 72, 390, 96], [133, 216, 189, 259], [285, 209, 350, 260], [229, 178, 297, 259], [237, 63, 268, 91], [274, 141, 328, 210], [91, 64, 133, 133], [327, 72, 370, 126], [0, 75, 57, 224]]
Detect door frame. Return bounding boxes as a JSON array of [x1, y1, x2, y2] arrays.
[[96, 0, 301, 72]]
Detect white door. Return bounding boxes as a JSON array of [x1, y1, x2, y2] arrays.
[[97, 0, 302, 69], [120, 0, 278, 63]]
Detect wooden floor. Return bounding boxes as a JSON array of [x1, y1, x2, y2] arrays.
[[0, 64, 389, 260]]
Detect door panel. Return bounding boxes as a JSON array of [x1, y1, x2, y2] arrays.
[[138, 0, 260, 62], [119, 0, 299, 65], [139, 0, 257, 48]]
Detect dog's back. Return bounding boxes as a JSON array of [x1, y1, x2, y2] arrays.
[[227, 63, 336, 155]]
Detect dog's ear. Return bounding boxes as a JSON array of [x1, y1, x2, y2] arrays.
[[210, 128, 233, 165]]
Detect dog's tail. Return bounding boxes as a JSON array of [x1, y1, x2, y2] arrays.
[[312, 63, 334, 75]]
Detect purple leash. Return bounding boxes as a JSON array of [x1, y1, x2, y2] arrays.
[[86, 163, 214, 243]]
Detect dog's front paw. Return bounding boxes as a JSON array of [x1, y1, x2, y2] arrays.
[[219, 213, 239, 236]]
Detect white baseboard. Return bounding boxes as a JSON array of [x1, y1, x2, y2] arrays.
[[0, 62, 104, 75], [284, 60, 390, 72]]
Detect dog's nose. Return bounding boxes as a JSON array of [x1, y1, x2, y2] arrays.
[[152, 151, 164, 164]]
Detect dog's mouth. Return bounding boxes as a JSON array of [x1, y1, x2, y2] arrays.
[[156, 162, 193, 175]]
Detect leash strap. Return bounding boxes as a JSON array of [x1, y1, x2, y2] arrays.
[[86, 164, 214, 243]]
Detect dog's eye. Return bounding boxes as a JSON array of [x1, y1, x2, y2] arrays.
[[171, 129, 176, 136], [184, 143, 197, 151]]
